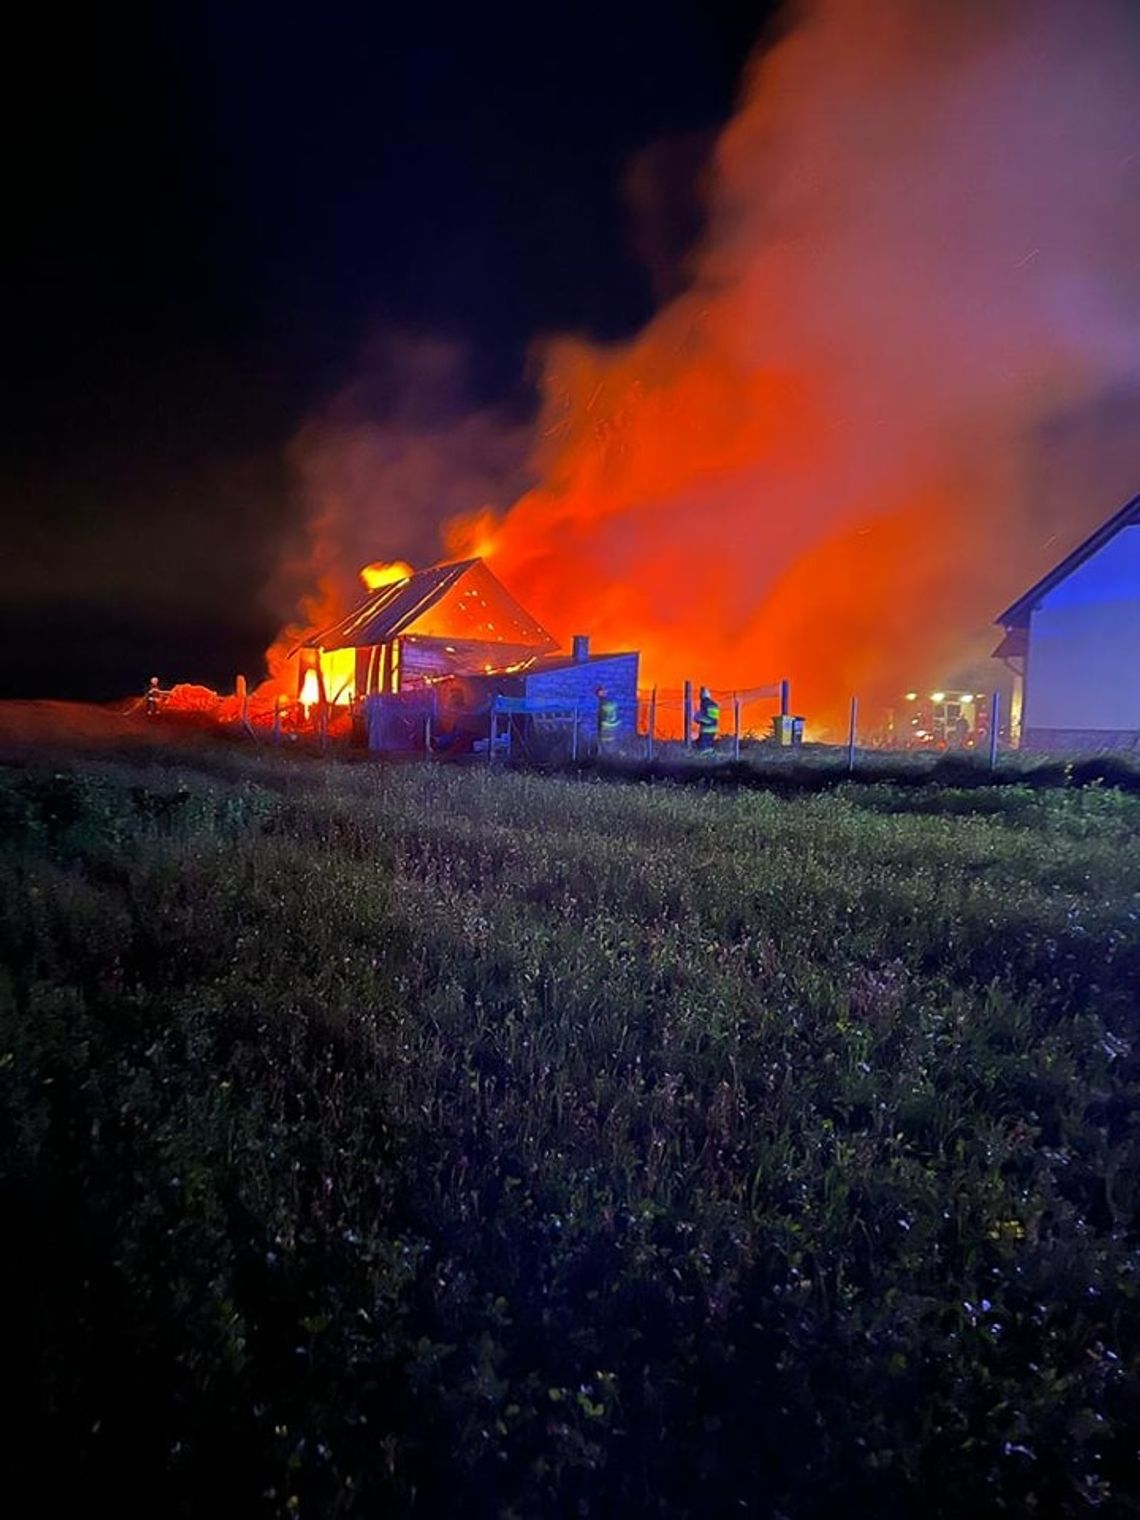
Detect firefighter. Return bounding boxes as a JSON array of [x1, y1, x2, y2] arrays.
[[145, 676, 162, 717], [694, 686, 720, 750], [596, 687, 620, 753]]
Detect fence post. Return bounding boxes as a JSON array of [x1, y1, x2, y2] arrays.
[[648, 687, 657, 761], [273, 697, 282, 747], [489, 706, 497, 763], [571, 703, 580, 763], [237, 675, 256, 739], [733, 693, 742, 761], [780, 678, 790, 717], [683, 680, 693, 751], [847, 695, 859, 774], [989, 691, 1001, 770]]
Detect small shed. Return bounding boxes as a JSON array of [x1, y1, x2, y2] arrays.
[[490, 637, 639, 737], [995, 492, 1140, 752], [300, 558, 559, 704]]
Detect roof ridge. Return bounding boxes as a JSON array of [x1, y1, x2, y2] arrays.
[[297, 557, 557, 654], [997, 492, 1140, 627]]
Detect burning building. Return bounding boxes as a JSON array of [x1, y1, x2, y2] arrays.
[[995, 492, 1140, 753], [296, 558, 558, 706], [295, 557, 639, 752]]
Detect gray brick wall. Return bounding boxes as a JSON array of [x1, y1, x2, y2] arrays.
[[521, 654, 639, 735]]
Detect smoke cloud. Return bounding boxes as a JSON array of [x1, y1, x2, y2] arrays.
[[264, 334, 532, 679], [286, 0, 1140, 730]]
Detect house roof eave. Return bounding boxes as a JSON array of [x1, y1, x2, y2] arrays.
[[995, 492, 1140, 628]]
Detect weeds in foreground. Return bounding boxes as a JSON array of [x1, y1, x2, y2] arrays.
[[1, 752, 1138, 1517]]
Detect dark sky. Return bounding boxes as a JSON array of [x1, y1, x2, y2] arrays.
[[3, 0, 772, 699]]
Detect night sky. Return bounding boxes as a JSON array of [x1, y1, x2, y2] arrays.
[[4, 1, 772, 700]]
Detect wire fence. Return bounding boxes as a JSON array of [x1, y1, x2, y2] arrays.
[[134, 672, 1016, 770], [634, 685, 1015, 769], [636, 679, 792, 757]]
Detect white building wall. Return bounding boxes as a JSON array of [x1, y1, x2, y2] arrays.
[[1024, 524, 1140, 736]]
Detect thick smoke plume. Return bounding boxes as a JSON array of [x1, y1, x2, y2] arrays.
[[448, 0, 1140, 725], [264, 335, 531, 685], [286, 0, 1140, 730]]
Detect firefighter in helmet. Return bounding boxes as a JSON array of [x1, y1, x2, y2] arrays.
[[596, 687, 619, 753], [694, 686, 720, 750]]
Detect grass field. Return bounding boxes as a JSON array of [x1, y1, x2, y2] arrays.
[[2, 745, 1138, 1517]]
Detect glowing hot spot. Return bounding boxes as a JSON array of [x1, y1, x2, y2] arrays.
[[299, 669, 320, 714], [360, 560, 414, 591]]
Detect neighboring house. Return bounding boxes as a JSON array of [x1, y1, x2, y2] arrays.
[[995, 493, 1140, 752]]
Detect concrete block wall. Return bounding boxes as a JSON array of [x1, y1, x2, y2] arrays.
[[519, 654, 640, 736]]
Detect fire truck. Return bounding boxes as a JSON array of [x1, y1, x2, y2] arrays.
[[894, 689, 990, 749]]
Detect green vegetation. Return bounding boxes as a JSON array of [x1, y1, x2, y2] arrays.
[[2, 749, 1138, 1517]]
